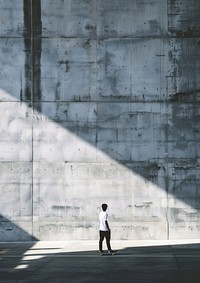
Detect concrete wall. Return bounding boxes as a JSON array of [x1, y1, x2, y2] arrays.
[[0, 0, 200, 241]]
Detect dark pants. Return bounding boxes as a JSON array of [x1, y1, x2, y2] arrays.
[[99, 230, 111, 251]]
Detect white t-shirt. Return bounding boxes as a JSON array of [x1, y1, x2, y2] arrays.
[[99, 211, 109, 231]]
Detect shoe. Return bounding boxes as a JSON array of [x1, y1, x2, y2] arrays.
[[99, 250, 103, 256], [108, 250, 115, 255]]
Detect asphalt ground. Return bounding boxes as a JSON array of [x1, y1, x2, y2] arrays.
[[0, 240, 200, 283]]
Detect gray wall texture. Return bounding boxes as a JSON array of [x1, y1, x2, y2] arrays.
[[0, 0, 200, 241]]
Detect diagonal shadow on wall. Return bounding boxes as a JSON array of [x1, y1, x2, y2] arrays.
[[0, 214, 37, 241]]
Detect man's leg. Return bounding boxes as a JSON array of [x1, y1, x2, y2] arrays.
[[99, 230, 104, 252], [105, 231, 112, 251]]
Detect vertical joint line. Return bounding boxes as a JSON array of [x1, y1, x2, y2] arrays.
[[31, 0, 34, 102], [30, 0, 34, 239]]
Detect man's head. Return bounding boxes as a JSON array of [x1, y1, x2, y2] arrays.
[[102, 203, 108, 211]]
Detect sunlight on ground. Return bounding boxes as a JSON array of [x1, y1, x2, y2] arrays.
[[11, 238, 200, 270], [10, 238, 200, 270], [14, 264, 29, 270]]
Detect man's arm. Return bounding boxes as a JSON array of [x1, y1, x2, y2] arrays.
[[105, 220, 110, 231]]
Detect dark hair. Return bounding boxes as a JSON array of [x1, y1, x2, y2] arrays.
[[102, 203, 108, 211]]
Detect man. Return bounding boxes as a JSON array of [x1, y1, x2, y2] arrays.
[[99, 203, 114, 255]]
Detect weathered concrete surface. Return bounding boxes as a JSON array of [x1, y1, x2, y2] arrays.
[[0, 0, 200, 241]]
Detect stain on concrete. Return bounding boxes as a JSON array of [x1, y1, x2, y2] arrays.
[[52, 205, 80, 210], [55, 81, 61, 101], [83, 39, 92, 49], [23, 0, 32, 101], [148, 163, 161, 182], [23, 0, 42, 109], [168, 0, 200, 37], [135, 202, 153, 209], [170, 89, 200, 102], [32, 0, 42, 110], [148, 19, 158, 33], [84, 22, 96, 37], [59, 60, 70, 72]]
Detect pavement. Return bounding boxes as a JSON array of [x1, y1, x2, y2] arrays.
[[0, 239, 200, 283]]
